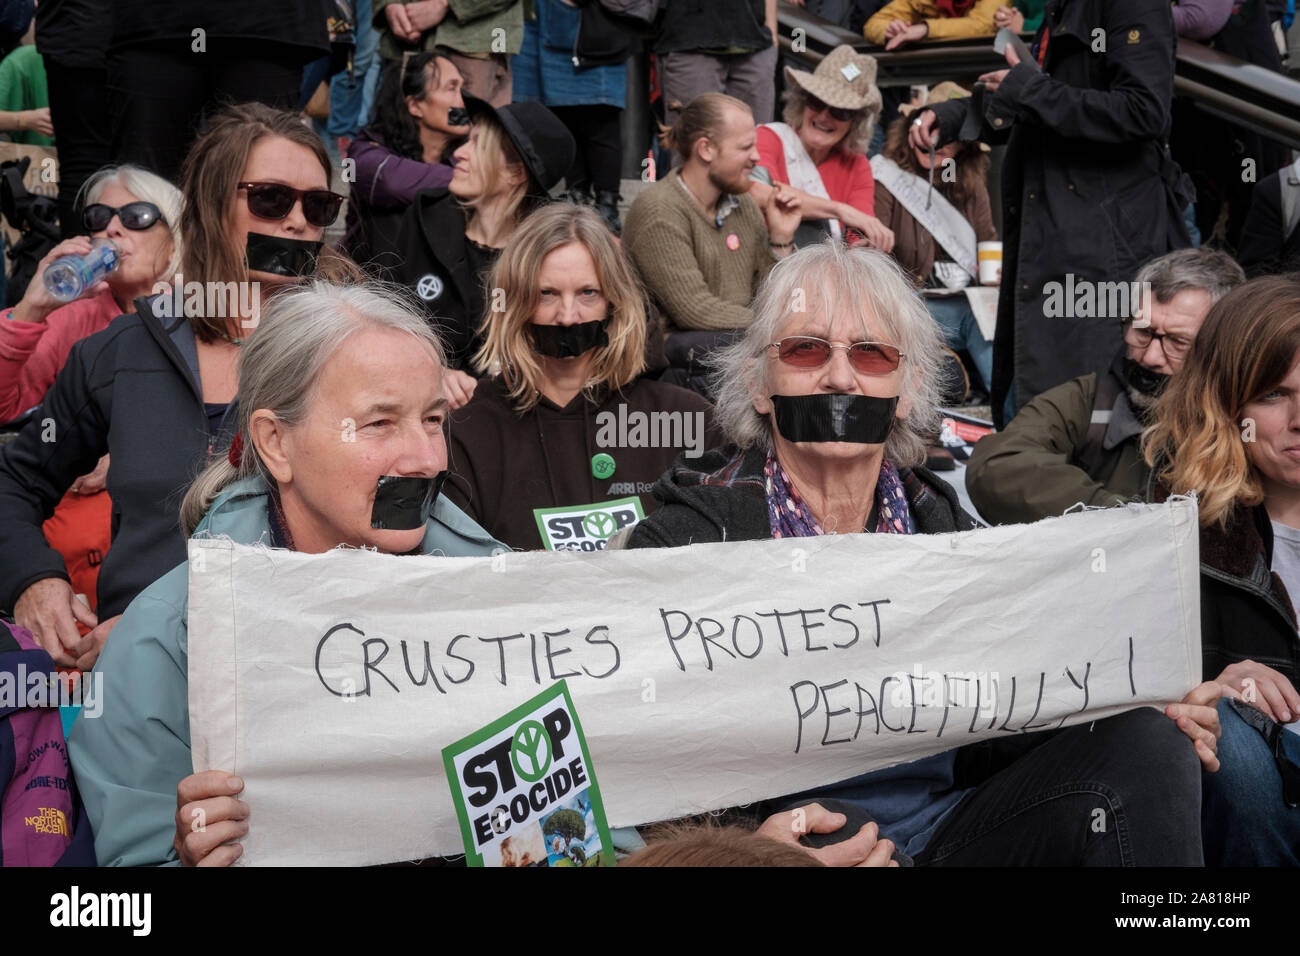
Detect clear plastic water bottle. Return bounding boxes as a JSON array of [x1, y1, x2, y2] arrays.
[[43, 238, 120, 302]]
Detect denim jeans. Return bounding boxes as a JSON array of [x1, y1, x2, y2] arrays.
[[1201, 699, 1300, 866], [326, 0, 378, 140], [926, 294, 994, 393], [915, 708, 1203, 865]]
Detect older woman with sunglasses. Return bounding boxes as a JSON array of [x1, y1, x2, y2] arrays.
[[0, 165, 182, 622], [625, 242, 1214, 866], [747, 46, 893, 253], [0, 102, 355, 671], [0, 166, 182, 424]]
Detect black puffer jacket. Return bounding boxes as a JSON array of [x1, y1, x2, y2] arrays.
[[628, 444, 978, 547], [0, 296, 236, 618]]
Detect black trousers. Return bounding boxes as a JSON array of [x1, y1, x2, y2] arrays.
[[106, 39, 304, 183], [550, 104, 623, 196], [44, 61, 111, 238]]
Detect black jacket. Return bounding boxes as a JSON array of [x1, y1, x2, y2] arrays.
[[1150, 478, 1300, 689], [628, 445, 978, 547], [0, 296, 235, 619], [1237, 162, 1300, 278], [930, 0, 1191, 427], [368, 187, 492, 371]]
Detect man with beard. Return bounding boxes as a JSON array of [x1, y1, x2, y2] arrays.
[[623, 92, 801, 335], [964, 249, 1244, 525]]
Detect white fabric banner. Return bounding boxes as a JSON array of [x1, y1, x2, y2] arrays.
[[187, 499, 1202, 866]]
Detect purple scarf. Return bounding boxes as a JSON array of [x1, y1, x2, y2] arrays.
[[765, 452, 915, 538]]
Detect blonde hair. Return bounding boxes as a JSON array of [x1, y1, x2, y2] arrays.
[[1143, 275, 1300, 529], [80, 164, 185, 280], [473, 204, 647, 412], [180, 280, 446, 536], [710, 241, 946, 468], [458, 112, 531, 229]]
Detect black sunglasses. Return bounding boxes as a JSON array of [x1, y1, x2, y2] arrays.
[[83, 201, 165, 232], [805, 95, 857, 123], [237, 182, 344, 228]]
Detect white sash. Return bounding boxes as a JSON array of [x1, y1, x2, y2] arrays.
[[762, 122, 842, 242], [870, 154, 978, 279]]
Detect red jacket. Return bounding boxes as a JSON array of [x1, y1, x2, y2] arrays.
[[0, 290, 122, 423]]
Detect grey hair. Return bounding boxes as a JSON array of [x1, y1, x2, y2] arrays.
[[780, 87, 876, 157], [710, 241, 946, 468], [1136, 247, 1245, 308], [180, 280, 447, 535], [79, 164, 185, 280]]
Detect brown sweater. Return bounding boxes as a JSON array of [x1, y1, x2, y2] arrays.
[[622, 169, 773, 332], [874, 173, 996, 287]]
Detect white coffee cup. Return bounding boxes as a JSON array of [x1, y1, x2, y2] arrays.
[[978, 241, 1002, 285]]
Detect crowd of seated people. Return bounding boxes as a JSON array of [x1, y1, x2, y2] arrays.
[[1, 0, 1299, 870]]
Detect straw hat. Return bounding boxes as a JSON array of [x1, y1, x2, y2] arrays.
[[783, 45, 882, 118], [900, 82, 990, 151]]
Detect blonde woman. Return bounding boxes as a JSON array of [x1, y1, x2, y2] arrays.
[[445, 203, 722, 551], [375, 97, 575, 405], [1144, 274, 1300, 866]]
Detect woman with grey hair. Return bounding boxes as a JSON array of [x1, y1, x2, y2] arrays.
[[68, 280, 501, 867], [750, 45, 894, 252], [626, 241, 1211, 867], [0, 163, 183, 422]]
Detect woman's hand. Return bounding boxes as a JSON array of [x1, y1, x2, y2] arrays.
[[174, 771, 249, 866], [10, 237, 109, 322], [885, 21, 929, 50], [1214, 659, 1300, 724], [993, 6, 1025, 31], [443, 368, 478, 409], [70, 454, 110, 495], [1165, 681, 1224, 772], [756, 803, 899, 867], [842, 209, 895, 253], [14, 578, 98, 667], [908, 109, 940, 153]]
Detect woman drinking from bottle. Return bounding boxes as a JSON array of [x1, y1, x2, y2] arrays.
[[0, 101, 357, 671]]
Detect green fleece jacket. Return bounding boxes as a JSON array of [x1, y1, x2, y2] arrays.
[[964, 371, 1150, 525], [68, 476, 501, 867], [373, 0, 527, 60]]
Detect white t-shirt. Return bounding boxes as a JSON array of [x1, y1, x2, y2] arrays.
[[1268, 520, 1300, 736]]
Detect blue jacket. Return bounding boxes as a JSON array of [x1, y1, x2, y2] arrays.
[[68, 475, 501, 866]]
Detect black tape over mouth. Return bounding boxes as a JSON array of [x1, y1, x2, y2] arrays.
[[529, 319, 610, 359], [771, 393, 899, 444], [370, 472, 449, 530], [245, 231, 322, 278]]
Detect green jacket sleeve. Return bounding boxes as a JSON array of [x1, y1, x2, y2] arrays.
[[1016, 0, 1046, 31], [965, 374, 1128, 525], [68, 565, 192, 867], [447, 0, 520, 23]]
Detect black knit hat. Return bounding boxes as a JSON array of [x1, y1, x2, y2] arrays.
[[463, 96, 576, 199]]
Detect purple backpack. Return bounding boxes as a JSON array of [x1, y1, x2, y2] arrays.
[[0, 621, 95, 866]]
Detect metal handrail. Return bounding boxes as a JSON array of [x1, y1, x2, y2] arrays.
[[777, 4, 1300, 149]]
